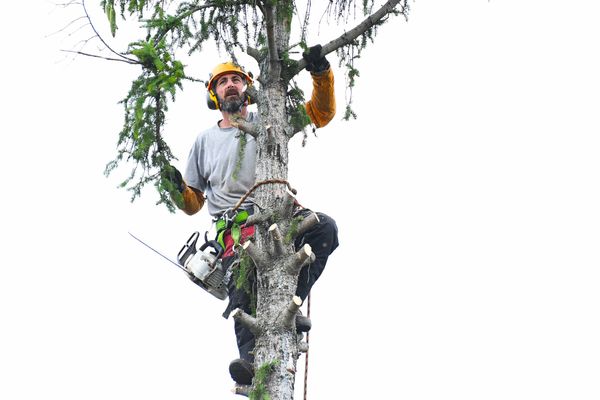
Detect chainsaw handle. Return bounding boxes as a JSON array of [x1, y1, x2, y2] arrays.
[[199, 240, 224, 261], [177, 231, 200, 266]]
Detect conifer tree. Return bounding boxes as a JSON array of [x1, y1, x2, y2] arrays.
[[83, 1, 408, 398]]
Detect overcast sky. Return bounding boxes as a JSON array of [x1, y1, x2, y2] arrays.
[[2, 1, 599, 399]]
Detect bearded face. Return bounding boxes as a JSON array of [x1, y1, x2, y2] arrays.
[[218, 90, 246, 113], [214, 73, 247, 113]]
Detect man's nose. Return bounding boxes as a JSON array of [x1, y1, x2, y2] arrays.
[[225, 80, 236, 90]]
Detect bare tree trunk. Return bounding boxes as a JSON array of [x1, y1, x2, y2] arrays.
[[232, 5, 305, 399]]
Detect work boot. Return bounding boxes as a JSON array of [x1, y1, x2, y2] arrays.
[[229, 358, 254, 385], [295, 311, 311, 333]]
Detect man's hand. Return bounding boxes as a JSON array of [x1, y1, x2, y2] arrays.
[[162, 165, 185, 193], [302, 44, 330, 73]]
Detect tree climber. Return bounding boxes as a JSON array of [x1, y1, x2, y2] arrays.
[[164, 46, 339, 385]]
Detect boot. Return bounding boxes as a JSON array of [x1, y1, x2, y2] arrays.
[[295, 311, 312, 333], [229, 358, 254, 385]]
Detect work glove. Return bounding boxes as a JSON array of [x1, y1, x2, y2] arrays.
[[302, 44, 330, 73], [162, 165, 185, 193]]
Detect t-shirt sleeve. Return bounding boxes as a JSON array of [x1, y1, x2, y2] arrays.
[[183, 137, 207, 192]]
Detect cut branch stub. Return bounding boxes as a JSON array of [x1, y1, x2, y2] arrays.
[[246, 209, 275, 227], [242, 241, 266, 270], [269, 223, 286, 256], [232, 308, 260, 336], [232, 384, 250, 397], [230, 114, 259, 138], [280, 295, 303, 329], [293, 211, 320, 239], [286, 243, 314, 276], [282, 189, 296, 219]]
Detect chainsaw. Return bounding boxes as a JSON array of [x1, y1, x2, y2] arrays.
[[129, 231, 229, 300], [177, 231, 229, 300]]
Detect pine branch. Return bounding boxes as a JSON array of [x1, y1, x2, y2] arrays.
[[59, 49, 139, 63], [290, 0, 406, 75], [80, 0, 138, 64]]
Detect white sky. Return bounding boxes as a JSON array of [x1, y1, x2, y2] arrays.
[[2, 1, 599, 399]]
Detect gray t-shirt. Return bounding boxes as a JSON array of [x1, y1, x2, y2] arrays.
[[184, 112, 258, 217]]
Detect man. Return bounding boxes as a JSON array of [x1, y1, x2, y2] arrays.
[[166, 46, 339, 385]]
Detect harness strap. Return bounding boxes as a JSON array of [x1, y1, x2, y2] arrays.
[[216, 209, 250, 250]]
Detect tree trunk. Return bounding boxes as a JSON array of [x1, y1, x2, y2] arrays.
[[233, 5, 307, 399], [254, 83, 298, 399]]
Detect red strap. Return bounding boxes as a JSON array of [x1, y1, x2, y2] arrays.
[[222, 225, 255, 258]]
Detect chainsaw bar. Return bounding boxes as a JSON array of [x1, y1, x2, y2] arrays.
[[128, 232, 185, 271]]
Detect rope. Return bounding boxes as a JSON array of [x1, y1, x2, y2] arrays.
[[231, 179, 297, 213], [303, 292, 311, 400]]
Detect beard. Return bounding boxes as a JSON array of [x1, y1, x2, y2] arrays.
[[218, 92, 246, 113]]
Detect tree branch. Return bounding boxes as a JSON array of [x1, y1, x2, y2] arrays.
[[230, 114, 259, 138], [281, 189, 296, 220], [152, 2, 221, 43], [247, 46, 262, 63], [79, 0, 138, 64], [246, 209, 275, 227], [291, 0, 405, 75], [233, 308, 260, 336], [59, 49, 139, 64], [280, 296, 302, 329], [294, 212, 320, 239], [285, 244, 315, 276], [232, 384, 250, 397], [264, 3, 279, 75], [269, 223, 286, 256], [242, 241, 267, 270], [298, 341, 309, 353]]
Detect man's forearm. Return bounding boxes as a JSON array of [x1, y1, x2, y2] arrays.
[[305, 68, 336, 128]]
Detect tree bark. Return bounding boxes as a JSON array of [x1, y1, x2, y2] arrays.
[[241, 4, 304, 400]]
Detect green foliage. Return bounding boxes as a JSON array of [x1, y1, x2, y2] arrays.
[[235, 253, 257, 316], [104, 37, 185, 212], [100, 0, 151, 36], [276, 0, 294, 29], [286, 82, 311, 135], [284, 215, 304, 245], [98, 0, 409, 211], [232, 132, 248, 181], [329, 1, 409, 120], [102, 0, 117, 36], [343, 104, 357, 120], [249, 359, 280, 400]]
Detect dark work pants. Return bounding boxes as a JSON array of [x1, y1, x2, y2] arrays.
[[225, 210, 339, 362]]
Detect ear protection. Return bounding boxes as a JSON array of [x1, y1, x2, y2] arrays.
[[205, 84, 221, 110]]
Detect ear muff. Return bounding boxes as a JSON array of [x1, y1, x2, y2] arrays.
[[206, 85, 219, 110]]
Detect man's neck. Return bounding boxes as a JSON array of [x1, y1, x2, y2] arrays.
[[218, 108, 248, 128]]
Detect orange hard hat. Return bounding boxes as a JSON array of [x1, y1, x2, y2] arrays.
[[206, 62, 253, 90]]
